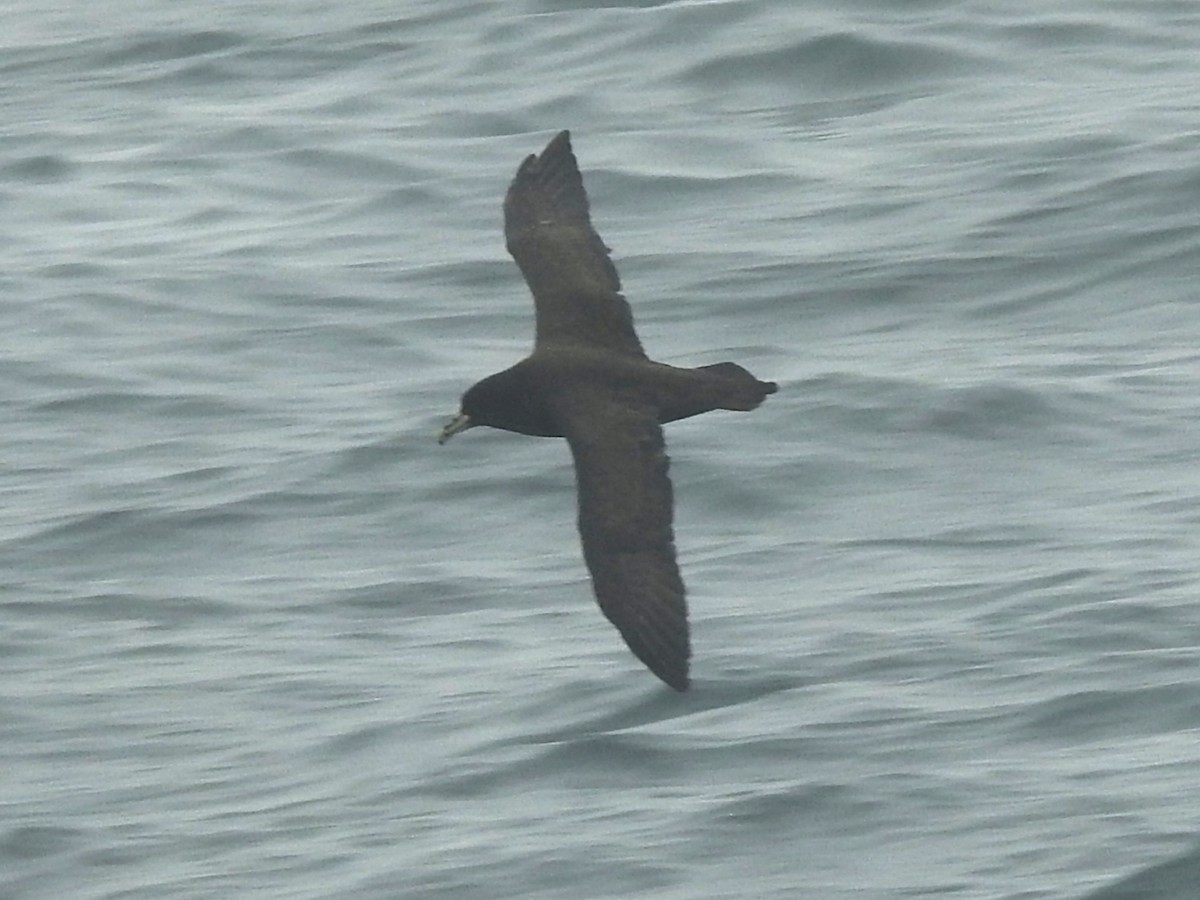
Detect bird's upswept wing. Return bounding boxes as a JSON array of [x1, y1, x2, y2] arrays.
[[558, 391, 689, 690], [503, 131, 645, 357]]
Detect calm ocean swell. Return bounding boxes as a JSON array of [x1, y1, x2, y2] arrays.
[[3, 1, 1200, 898]]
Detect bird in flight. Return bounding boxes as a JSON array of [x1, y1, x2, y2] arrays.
[[439, 131, 776, 691]]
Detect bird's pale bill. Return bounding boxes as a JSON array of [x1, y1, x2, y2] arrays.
[[438, 412, 473, 445]]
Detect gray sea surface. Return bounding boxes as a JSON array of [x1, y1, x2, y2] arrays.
[[3, 1, 1200, 898]]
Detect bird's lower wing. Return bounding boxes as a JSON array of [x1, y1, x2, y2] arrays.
[[560, 396, 689, 690]]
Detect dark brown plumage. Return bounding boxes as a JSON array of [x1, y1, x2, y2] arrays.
[[439, 131, 776, 691]]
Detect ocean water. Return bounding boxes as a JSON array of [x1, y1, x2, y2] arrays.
[[3, 1, 1199, 897]]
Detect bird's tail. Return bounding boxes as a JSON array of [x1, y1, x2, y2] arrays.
[[698, 362, 778, 411]]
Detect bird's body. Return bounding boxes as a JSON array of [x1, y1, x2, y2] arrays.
[[454, 350, 770, 438], [439, 131, 776, 691]]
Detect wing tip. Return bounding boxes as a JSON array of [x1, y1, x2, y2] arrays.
[[510, 130, 581, 189], [659, 666, 691, 692], [626, 624, 692, 692]]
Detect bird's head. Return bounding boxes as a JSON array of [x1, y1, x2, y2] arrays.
[[438, 366, 560, 443]]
